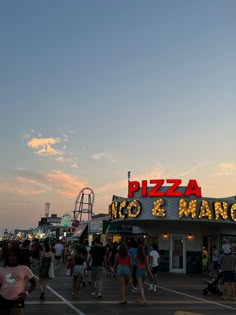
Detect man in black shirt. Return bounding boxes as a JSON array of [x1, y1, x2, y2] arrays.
[[20, 240, 33, 268], [89, 238, 105, 298]]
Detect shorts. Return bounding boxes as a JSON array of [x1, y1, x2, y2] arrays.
[[91, 266, 104, 281], [222, 271, 235, 283], [151, 266, 159, 274], [0, 295, 25, 310], [117, 265, 131, 278], [136, 267, 147, 279], [73, 265, 84, 280]]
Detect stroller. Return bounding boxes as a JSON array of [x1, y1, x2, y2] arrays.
[[202, 269, 223, 296]]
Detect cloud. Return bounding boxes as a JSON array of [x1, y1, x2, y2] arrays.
[[56, 156, 64, 162], [71, 164, 79, 169], [46, 170, 85, 197], [91, 152, 113, 160], [0, 170, 86, 198], [27, 137, 61, 156], [218, 163, 236, 175], [24, 131, 80, 168]]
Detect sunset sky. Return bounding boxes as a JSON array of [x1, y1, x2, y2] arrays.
[[0, 0, 235, 233]]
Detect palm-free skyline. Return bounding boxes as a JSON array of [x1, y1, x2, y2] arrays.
[[0, 0, 235, 232]]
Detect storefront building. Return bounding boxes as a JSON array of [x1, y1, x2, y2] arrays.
[[88, 216, 110, 245], [109, 179, 236, 274]]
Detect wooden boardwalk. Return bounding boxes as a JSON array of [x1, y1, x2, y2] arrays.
[[24, 266, 236, 315]]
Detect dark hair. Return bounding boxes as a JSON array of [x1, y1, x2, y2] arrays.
[[151, 244, 158, 251], [130, 240, 138, 248], [136, 245, 146, 264], [118, 243, 128, 258], [94, 238, 100, 244], [4, 248, 21, 266]]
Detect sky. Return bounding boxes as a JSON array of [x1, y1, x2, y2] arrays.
[[0, 0, 235, 233]]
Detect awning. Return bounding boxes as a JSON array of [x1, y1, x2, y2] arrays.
[[106, 222, 132, 234], [88, 220, 111, 235], [72, 222, 88, 238]]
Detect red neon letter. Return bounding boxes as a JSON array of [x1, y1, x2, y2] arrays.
[[149, 179, 164, 197], [141, 180, 147, 197], [166, 179, 182, 197], [128, 181, 140, 198], [184, 179, 202, 197]]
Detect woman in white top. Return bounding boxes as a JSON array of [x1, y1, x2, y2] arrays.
[[148, 244, 160, 292]]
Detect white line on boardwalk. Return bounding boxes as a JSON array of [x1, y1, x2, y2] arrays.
[[149, 283, 236, 311], [25, 300, 236, 305], [34, 275, 86, 315]]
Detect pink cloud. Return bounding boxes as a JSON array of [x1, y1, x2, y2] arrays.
[[219, 163, 236, 172], [0, 170, 86, 198]]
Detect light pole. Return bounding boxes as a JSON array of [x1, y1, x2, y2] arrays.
[[128, 171, 131, 197]]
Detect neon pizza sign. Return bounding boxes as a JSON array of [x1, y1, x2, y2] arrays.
[[128, 179, 202, 198]]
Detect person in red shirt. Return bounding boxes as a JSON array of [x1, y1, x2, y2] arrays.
[[0, 247, 36, 314], [113, 243, 132, 304]]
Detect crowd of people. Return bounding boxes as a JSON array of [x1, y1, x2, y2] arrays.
[[67, 237, 160, 304], [0, 237, 161, 313], [1, 236, 236, 313]]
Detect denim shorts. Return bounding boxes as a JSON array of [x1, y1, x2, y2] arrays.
[[117, 265, 131, 277], [73, 264, 84, 279], [136, 267, 147, 279]]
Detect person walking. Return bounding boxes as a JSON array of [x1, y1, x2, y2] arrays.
[[135, 245, 153, 305], [108, 242, 118, 274], [148, 244, 160, 292], [19, 240, 33, 269], [113, 243, 132, 304], [89, 238, 105, 298], [71, 243, 87, 297], [104, 244, 110, 276], [128, 240, 138, 292], [31, 239, 40, 270], [38, 240, 53, 301], [53, 241, 64, 272], [219, 245, 236, 300], [211, 245, 219, 273], [0, 247, 36, 315]]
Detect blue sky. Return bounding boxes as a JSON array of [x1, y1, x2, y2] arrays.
[[0, 0, 235, 232]]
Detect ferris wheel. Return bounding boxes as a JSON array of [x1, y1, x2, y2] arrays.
[[72, 187, 95, 223]]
